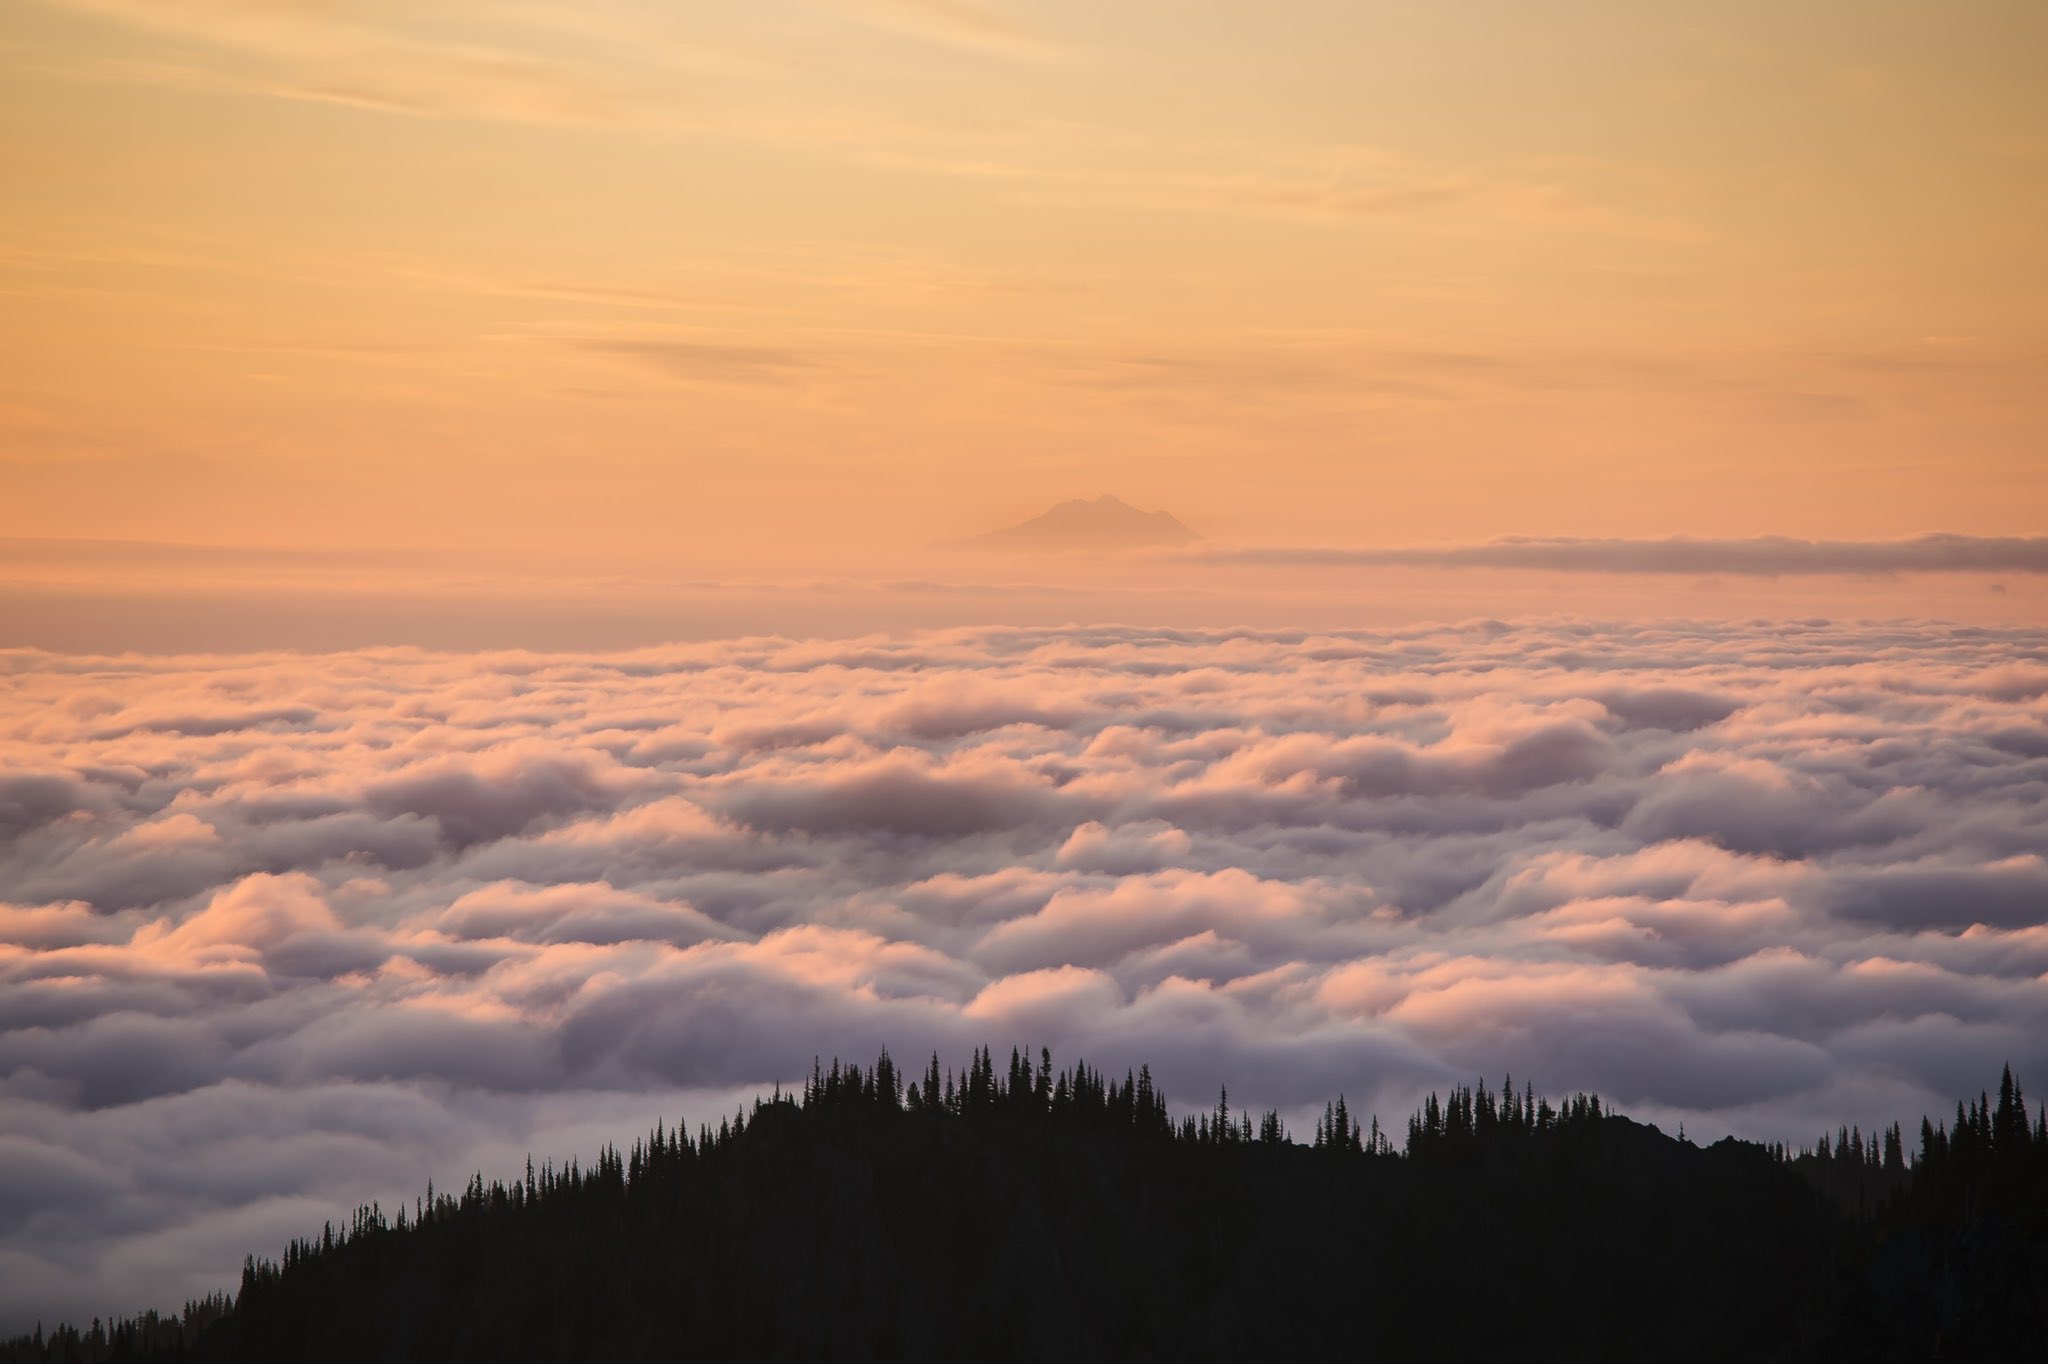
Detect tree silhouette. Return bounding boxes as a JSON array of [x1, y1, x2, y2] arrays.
[[6, 1051, 2043, 1363]]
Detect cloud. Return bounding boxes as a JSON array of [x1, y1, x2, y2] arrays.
[[1593, 688, 1741, 731], [439, 880, 740, 949], [577, 340, 829, 387], [825, 0, 1063, 58], [1054, 820, 1190, 874], [28, 0, 684, 126], [1197, 534, 2048, 576], [140, 872, 341, 960], [363, 743, 647, 849], [711, 754, 1077, 837], [0, 771, 105, 840], [2, 618, 2047, 1330]]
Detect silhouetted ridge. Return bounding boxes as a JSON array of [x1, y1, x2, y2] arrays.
[[957, 495, 1199, 551], [7, 1051, 2045, 1363]]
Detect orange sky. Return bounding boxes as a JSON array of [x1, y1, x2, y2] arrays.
[[2, 1, 2045, 589]]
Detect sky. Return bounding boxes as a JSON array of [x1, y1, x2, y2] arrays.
[[3, 0, 2048, 1334], [2, 0, 2045, 585]]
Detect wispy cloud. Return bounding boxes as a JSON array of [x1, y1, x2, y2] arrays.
[[23, 0, 698, 125], [1195, 534, 2048, 576], [822, 0, 1064, 58], [578, 338, 829, 386]]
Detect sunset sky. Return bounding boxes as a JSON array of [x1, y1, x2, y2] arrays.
[[4, 2, 2048, 1334], [3, 0, 2044, 578]]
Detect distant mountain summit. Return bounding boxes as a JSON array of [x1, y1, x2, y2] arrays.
[[960, 494, 1200, 552]]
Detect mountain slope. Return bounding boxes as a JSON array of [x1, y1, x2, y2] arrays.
[[959, 495, 1200, 552], [7, 1054, 2045, 1363]]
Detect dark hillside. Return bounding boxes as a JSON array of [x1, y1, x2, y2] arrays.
[[6, 1051, 2044, 1363]]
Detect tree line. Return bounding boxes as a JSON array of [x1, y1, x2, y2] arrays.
[[5, 1050, 2043, 1362]]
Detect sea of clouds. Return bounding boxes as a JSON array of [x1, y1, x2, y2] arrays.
[[3, 618, 2047, 1328]]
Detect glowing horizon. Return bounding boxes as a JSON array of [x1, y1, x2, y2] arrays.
[[4, 0, 2044, 583]]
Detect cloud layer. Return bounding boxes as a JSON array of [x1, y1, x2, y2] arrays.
[[1201, 533, 2048, 575], [3, 619, 2047, 1328]]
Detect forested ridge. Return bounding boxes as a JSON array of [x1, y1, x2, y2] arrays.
[[8, 1049, 2045, 1362]]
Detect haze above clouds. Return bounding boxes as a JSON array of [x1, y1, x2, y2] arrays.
[[4, 618, 2047, 1329], [4, 521, 2043, 653]]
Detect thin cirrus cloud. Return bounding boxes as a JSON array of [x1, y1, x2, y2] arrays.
[[26, 0, 1048, 127], [1196, 533, 2048, 576], [580, 339, 829, 386], [28, 0, 657, 125], [2, 619, 2047, 1330], [826, 0, 1063, 58]]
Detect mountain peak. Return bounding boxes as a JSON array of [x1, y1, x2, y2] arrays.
[[959, 495, 1200, 553]]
